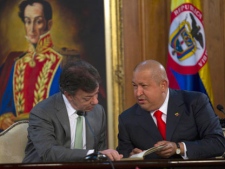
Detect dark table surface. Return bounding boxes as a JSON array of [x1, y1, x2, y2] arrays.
[[0, 158, 225, 169]]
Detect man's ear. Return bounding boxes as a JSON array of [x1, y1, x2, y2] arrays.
[[47, 19, 52, 30], [64, 91, 72, 101], [160, 80, 168, 91]]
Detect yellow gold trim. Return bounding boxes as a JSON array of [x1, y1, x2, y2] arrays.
[[14, 59, 26, 115], [46, 49, 63, 96], [33, 53, 54, 106], [13, 42, 63, 115], [14, 113, 30, 122], [105, 0, 124, 149]]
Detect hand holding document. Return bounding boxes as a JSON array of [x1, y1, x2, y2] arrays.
[[121, 145, 165, 161]]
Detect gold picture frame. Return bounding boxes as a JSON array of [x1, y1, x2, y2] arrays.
[[104, 0, 124, 148]]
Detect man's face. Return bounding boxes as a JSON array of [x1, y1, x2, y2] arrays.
[[68, 87, 99, 112], [24, 2, 49, 44], [132, 69, 165, 112]]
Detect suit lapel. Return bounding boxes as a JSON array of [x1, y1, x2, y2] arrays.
[[136, 106, 163, 142], [85, 111, 95, 149], [166, 89, 184, 141], [55, 93, 71, 146]]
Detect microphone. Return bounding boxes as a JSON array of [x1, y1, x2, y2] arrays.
[[217, 104, 225, 114], [77, 110, 85, 116], [76, 110, 107, 161]]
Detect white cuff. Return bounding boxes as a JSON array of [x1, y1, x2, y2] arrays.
[[181, 142, 188, 159]]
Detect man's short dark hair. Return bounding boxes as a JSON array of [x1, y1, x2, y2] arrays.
[[18, 0, 52, 23], [59, 60, 101, 95]]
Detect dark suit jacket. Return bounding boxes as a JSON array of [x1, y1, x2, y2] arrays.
[[117, 89, 225, 159], [23, 92, 107, 163]]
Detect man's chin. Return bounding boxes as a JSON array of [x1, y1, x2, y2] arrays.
[[28, 37, 39, 44], [84, 107, 94, 112], [31, 41, 38, 44], [138, 104, 149, 111]]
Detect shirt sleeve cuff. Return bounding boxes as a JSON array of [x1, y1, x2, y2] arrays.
[[87, 149, 95, 155], [181, 142, 188, 159]]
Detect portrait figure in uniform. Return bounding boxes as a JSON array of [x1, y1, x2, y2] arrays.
[[0, 0, 106, 131]]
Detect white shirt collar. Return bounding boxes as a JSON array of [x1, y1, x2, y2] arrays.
[[62, 94, 77, 117], [158, 89, 169, 115], [150, 89, 169, 123], [151, 89, 169, 115]]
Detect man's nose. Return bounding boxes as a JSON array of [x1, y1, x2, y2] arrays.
[[135, 87, 143, 97], [30, 21, 35, 32], [91, 95, 98, 105]]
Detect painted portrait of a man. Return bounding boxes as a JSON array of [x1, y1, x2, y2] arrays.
[[0, 0, 106, 131]]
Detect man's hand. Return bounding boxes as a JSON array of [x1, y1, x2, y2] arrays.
[[129, 148, 143, 156], [100, 149, 123, 161], [154, 140, 177, 158], [0, 113, 16, 130]]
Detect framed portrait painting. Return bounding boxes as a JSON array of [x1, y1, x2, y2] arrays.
[[0, 0, 123, 148]]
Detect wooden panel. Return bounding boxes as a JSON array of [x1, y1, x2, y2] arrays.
[[202, 0, 225, 117], [122, 0, 143, 109], [141, 0, 170, 64]]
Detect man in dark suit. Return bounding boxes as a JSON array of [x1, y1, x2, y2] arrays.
[[23, 60, 123, 162], [117, 59, 225, 159]]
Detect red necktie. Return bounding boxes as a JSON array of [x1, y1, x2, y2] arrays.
[[154, 110, 166, 140]]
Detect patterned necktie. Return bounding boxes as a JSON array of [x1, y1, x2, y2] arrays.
[[74, 115, 83, 149], [154, 110, 166, 140]]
